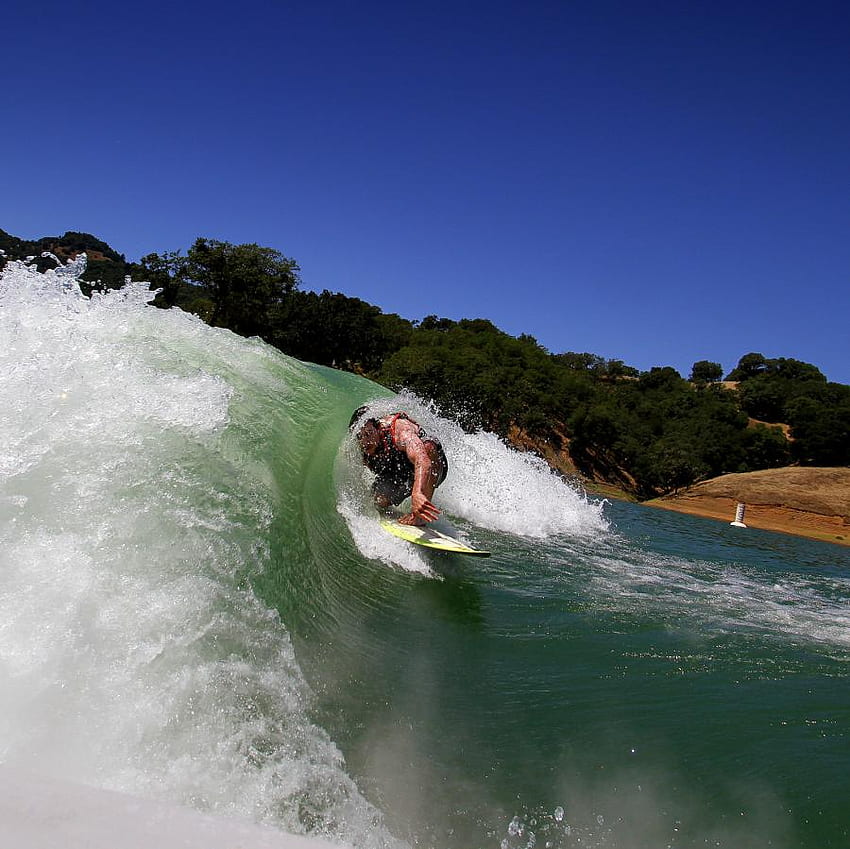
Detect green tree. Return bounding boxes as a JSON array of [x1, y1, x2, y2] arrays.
[[418, 315, 456, 331], [554, 352, 639, 379], [138, 250, 187, 308], [690, 360, 723, 384], [269, 290, 413, 370], [735, 357, 828, 423], [184, 238, 300, 336], [786, 388, 850, 465], [737, 376, 789, 422], [378, 320, 567, 434], [636, 435, 709, 495], [726, 352, 768, 381], [742, 424, 792, 470]]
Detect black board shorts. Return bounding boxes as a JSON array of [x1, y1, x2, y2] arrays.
[[372, 438, 448, 506]]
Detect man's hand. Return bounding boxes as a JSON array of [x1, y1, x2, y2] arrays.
[[399, 492, 440, 525]]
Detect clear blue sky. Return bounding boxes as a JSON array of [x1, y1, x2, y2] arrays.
[[4, 1, 849, 383]]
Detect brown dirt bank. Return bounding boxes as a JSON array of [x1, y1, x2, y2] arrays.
[[646, 467, 850, 547]]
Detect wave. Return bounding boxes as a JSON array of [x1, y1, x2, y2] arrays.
[[0, 256, 606, 845]]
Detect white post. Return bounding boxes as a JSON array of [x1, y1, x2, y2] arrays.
[[730, 502, 747, 528]]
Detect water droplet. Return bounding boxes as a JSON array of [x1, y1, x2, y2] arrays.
[[508, 816, 522, 837], [553, 806, 565, 822], [597, 814, 605, 825]]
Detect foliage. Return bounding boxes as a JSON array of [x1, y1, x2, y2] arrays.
[[181, 238, 301, 336], [554, 351, 639, 378], [137, 251, 188, 308], [725, 352, 769, 381], [269, 290, 413, 372], [567, 368, 756, 497], [738, 359, 826, 421], [742, 424, 792, 470], [786, 387, 850, 466], [377, 319, 594, 434], [0, 228, 27, 266], [690, 360, 723, 384], [723, 353, 847, 466]]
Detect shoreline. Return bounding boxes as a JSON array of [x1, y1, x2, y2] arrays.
[[638, 467, 850, 548], [580, 467, 850, 548], [645, 495, 850, 547]]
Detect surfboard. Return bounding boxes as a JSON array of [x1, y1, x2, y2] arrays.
[[379, 517, 490, 557]]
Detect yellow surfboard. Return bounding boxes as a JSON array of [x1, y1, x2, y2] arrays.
[[380, 518, 490, 557]]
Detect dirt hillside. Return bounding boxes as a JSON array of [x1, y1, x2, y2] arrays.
[[647, 467, 850, 547]]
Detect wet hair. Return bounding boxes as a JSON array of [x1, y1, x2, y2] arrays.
[[348, 405, 372, 431]]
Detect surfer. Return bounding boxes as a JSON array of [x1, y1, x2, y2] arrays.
[[349, 408, 448, 525]]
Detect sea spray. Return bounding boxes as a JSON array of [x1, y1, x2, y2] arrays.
[[0, 257, 405, 848]]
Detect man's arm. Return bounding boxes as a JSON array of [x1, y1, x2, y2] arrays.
[[395, 420, 441, 523]]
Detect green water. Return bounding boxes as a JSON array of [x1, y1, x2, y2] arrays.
[[280, 495, 849, 849], [2, 259, 848, 849]]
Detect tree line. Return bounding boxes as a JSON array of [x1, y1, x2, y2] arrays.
[[3, 230, 848, 497]]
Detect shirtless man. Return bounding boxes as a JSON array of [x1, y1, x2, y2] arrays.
[[349, 408, 448, 525]]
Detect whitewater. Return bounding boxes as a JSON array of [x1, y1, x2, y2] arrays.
[[1, 256, 848, 849]]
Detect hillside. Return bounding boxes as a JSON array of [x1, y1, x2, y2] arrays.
[[648, 467, 850, 546]]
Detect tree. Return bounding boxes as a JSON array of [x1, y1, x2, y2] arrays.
[[638, 366, 683, 391], [378, 319, 565, 434], [184, 238, 300, 336], [786, 390, 850, 465], [734, 356, 829, 423], [418, 315, 456, 331], [690, 360, 723, 384], [636, 435, 709, 495], [554, 353, 638, 379], [555, 352, 607, 373], [726, 353, 768, 381], [737, 376, 788, 422], [138, 250, 186, 308], [742, 425, 792, 470]]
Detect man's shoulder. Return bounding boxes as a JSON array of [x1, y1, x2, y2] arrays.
[[394, 416, 422, 434]]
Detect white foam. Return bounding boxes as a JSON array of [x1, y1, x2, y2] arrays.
[[0, 766, 339, 849], [0, 258, 407, 848], [583, 544, 850, 652], [340, 503, 437, 576]]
